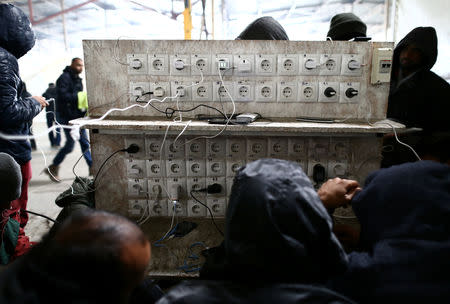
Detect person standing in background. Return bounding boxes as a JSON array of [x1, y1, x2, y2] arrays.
[[44, 58, 91, 182], [0, 4, 48, 228], [43, 82, 61, 148]]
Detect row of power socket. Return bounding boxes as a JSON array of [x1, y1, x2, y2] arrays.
[[127, 53, 363, 77], [131, 81, 361, 103]]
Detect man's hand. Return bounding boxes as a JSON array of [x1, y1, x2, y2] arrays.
[[33, 96, 48, 108], [318, 177, 361, 209]]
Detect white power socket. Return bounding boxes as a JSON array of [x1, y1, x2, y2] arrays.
[[288, 138, 306, 157], [328, 161, 348, 178], [149, 54, 169, 75], [129, 82, 149, 101], [191, 54, 211, 76], [268, 138, 288, 157], [128, 200, 148, 218], [146, 136, 163, 159], [340, 82, 361, 103], [127, 178, 147, 197], [186, 138, 206, 158], [170, 81, 191, 102], [165, 138, 185, 159], [226, 138, 246, 158], [235, 80, 254, 102], [149, 200, 168, 217], [213, 54, 233, 76], [278, 81, 298, 102], [299, 81, 318, 102], [168, 200, 187, 217], [277, 54, 299, 75], [170, 54, 190, 76], [187, 160, 206, 177], [166, 159, 186, 177], [127, 54, 147, 75], [341, 54, 363, 76], [192, 82, 213, 102], [234, 54, 254, 76], [308, 138, 329, 162], [147, 178, 166, 199], [207, 160, 226, 177], [213, 81, 233, 102], [300, 54, 321, 75], [255, 54, 276, 75], [150, 82, 170, 100], [125, 159, 146, 178], [247, 138, 268, 160], [125, 137, 145, 158], [147, 160, 165, 177], [320, 54, 342, 76], [330, 139, 349, 160], [187, 199, 207, 217], [226, 159, 244, 177], [207, 139, 226, 158], [207, 198, 227, 217], [167, 178, 186, 201], [255, 81, 276, 102], [187, 177, 206, 193], [318, 82, 339, 102]]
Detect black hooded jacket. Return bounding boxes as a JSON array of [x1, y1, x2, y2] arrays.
[[56, 66, 84, 122], [158, 159, 354, 304], [0, 4, 42, 165], [236, 16, 289, 40], [330, 161, 450, 303], [386, 27, 450, 132]]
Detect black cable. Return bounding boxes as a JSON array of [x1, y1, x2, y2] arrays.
[[21, 209, 59, 224], [136, 93, 228, 120], [93, 149, 126, 186], [190, 190, 224, 236]]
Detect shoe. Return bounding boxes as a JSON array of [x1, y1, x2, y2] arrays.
[[43, 164, 61, 182]]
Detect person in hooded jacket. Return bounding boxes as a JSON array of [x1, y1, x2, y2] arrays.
[[157, 159, 356, 304], [327, 160, 450, 303], [0, 4, 48, 229], [236, 16, 289, 40], [383, 27, 450, 167], [42, 82, 62, 147]]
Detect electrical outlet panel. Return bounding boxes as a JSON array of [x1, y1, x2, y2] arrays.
[[187, 199, 207, 217], [235, 80, 254, 102], [341, 54, 363, 76], [192, 82, 213, 102], [255, 81, 276, 102], [318, 81, 339, 102], [301, 54, 321, 75], [170, 81, 191, 102], [340, 82, 361, 103], [277, 54, 299, 75], [299, 81, 318, 102], [170, 54, 190, 75], [149, 54, 169, 75], [207, 198, 227, 217], [234, 54, 254, 76], [125, 159, 146, 178], [371, 48, 393, 84], [278, 81, 298, 102], [149, 200, 168, 217], [191, 54, 211, 76], [255, 54, 276, 75], [128, 200, 147, 218], [213, 81, 233, 102], [127, 54, 147, 75], [150, 82, 171, 100], [320, 54, 342, 76]]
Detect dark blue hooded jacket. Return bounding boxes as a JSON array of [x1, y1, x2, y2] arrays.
[[0, 4, 42, 165], [330, 161, 450, 303], [158, 159, 354, 304]]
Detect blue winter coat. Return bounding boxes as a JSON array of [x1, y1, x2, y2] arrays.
[[330, 161, 450, 303], [0, 4, 42, 165]]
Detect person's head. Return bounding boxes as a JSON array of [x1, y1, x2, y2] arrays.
[[236, 16, 289, 40], [224, 159, 347, 284], [0, 4, 35, 59], [326, 13, 367, 41], [0, 153, 22, 209], [393, 27, 438, 76], [14, 210, 150, 303], [70, 57, 84, 74]]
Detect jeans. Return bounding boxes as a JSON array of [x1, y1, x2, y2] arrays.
[[53, 128, 92, 167], [46, 111, 61, 146]]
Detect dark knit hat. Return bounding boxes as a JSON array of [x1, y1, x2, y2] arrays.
[[0, 153, 22, 206], [237, 16, 289, 40], [327, 13, 367, 41]]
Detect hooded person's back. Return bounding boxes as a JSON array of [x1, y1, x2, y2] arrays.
[[157, 159, 354, 304], [387, 27, 450, 132], [330, 161, 450, 303], [0, 4, 42, 165]]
